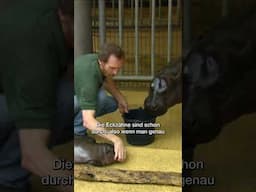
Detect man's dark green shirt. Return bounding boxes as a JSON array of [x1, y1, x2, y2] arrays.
[[75, 54, 104, 110], [0, 0, 68, 129]]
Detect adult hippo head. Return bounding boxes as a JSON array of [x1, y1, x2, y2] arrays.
[[144, 61, 182, 116]]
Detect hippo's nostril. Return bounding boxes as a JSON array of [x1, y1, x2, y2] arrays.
[[151, 103, 158, 110]]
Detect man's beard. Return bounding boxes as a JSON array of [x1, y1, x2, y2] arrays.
[[102, 68, 113, 77]]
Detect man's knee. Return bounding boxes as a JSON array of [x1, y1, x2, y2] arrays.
[[107, 96, 118, 113], [50, 80, 73, 146], [95, 88, 118, 116]]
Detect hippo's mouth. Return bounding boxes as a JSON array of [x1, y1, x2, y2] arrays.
[[144, 106, 168, 117], [144, 96, 168, 117]]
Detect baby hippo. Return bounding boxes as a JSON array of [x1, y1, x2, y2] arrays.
[[74, 136, 116, 166]]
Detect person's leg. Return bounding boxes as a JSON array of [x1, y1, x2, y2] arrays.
[[95, 88, 118, 117], [74, 95, 87, 136], [50, 78, 74, 146], [73, 89, 118, 166], [0, 95, 31, 191], [74, 88, 118, 136]]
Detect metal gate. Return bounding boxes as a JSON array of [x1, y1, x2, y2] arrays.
[[91, 0, 182, 81]]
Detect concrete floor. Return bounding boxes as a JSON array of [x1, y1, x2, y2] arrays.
[[29, 89, 182, 192], [75, 90, 182, 192], [29, 89, 256, 192], [28, 88, 256, 192]]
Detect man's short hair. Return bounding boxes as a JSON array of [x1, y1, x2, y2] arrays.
[[59, 0, 74, 18], [98, 43, 125, 63]]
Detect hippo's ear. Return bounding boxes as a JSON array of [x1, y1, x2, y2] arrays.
[[200, 56, 219, 87], [169, 60, 182, 80]]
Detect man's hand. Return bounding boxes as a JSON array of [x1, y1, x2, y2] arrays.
[[117, 95, 128, 114], [83, 110, 127, 162], [112, 136, 126, 162]]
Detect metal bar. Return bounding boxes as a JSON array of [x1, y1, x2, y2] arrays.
[[222, 0, 229, 17], [149, 0, 152, 19], [112, 0, 115, 17], [114, 76, 154, 81], [75, 0, 92, 58], [177, 0, 181, 25], [118, 0, 123, 46], [131, 0, 134, 22], [158, 0, 161, 19], [118, 0, 123, 75], [92, 24, 174, 30], [135, 0, 139, 75], [151, 0, 155, 76], [93, 0, 96, 17], [98, 0, 106, 47], [140, 0, 143, 22], [167, 0, 172, 63]]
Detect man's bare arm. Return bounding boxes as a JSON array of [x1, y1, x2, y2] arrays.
[[103, 77, 123, 101], [82, 110, 126, 161], [19, 129, 72, 192], [82, 110, 120, 144], [103, 78, 128, 113]]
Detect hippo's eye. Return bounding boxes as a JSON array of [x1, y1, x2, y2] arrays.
[[157, 79, 167, 93], [158, 81, 162, 88]]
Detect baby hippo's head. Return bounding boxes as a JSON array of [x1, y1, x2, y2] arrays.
[[97, 143, 116, 166]]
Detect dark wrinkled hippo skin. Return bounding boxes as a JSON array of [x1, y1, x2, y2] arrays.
[[183, 10, 256, 146], [144, 63, 182, 117], [145, 10, 256, 147], [74, 137, 115, 166]]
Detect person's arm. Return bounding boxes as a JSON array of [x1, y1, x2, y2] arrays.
[[19, 129, 72, 192], [10, 11, 72, 191], [103, 77, 128, 113], [82, 110, 126, 162]]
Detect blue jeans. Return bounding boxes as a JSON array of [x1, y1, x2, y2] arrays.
[[0, 79, 73, 190], [74, 88, 118, 136]]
